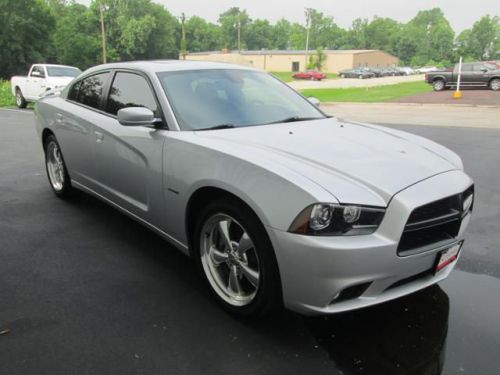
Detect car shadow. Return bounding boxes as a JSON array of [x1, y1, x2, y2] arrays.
[[63, 190, 450, 374]]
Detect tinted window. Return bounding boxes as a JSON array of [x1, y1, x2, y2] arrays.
[[107, 72, 158, 116], [77, 73, 109, 110], [67, 81, 81, 101], [46, 66, 81, 77], [31, 66, 45, 77]]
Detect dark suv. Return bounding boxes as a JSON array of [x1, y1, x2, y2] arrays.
[[426, 62, 500, 91]]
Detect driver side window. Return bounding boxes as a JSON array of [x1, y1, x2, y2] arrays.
[[106, 72, 159, 117]]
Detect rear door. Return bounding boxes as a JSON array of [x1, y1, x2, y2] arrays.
[[458, 63, 478, 86], [56, 71, 111, 190], [92, 70, 166, 225]]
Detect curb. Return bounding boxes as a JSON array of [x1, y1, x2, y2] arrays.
[[320, 102, 500, 109]]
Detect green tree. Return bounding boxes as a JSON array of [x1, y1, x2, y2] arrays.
[[457, 16, 500, 60], [0, 0, 55, 78], [246, 19, 273, 50], [365, 17, 401, 55], [271, 19, 292, 49], [345, 18, 369, 49], [218, 7, 251, 50], [89, 0, 178, 62], [185, 16, 221, 52], [51, 3, 101, 69], [308, 47, 326, 70], [402, 8, 455, 66], [306, 9, 346, 50]]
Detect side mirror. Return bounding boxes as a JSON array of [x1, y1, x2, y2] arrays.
[[117, 107, 155, 126], [31, 71, 44, 78], [308, 97, 320, 107]]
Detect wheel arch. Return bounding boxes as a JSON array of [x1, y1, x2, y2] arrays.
[[432, 76, 447, 83], [41, 128, 55, 147], [488, 76, 500, 85], [185, 186, 270, 256]]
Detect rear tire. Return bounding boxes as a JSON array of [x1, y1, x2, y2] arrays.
[[433, 79, 445, 91], [44, 134, 74, 199], [490, 78, 500, 91], [15, 88, 27, 109], [192, 197, 282, 318]]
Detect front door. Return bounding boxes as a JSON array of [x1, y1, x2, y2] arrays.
[[92, 71, 166, 225]]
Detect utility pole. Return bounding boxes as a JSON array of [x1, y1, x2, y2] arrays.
[[237, 12, 241, 53], [304, 8, 312, 70], [99, 0, 107, 64], [180, 13, 187, 60]]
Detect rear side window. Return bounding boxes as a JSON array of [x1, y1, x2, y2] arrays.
[[67, 81, 81, 101], [76, 72, 109, 110], [106, 72, 158, 116]]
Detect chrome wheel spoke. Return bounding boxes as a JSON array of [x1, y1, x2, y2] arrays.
[[237, 232, 253, 255], [210, 246, 229, 265], [228, 265, 242, 295], [217, 219, 232, 250], [239, 262, 259, 288]]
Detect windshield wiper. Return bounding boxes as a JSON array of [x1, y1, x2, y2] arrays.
[[197, 124, 236, 131], [266, 116, 324, 125]]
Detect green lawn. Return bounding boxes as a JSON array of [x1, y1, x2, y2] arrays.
[[300, 81, 432, 103], [271, 71, 338, 83], [0, 80, 16, 107]]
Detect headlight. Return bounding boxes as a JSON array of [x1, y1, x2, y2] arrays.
[[289, 204, 385, 236]]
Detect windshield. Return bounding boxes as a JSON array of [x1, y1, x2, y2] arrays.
[[46, 66, 81, 77], [157, 69, 325, 130]]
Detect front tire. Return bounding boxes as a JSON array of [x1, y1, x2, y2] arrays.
[[15, 88, 27, 109], [193, 197, 282, 318], [44, 134, 74, 198], [433, 79, 445, 91], [490, 78, 500, 91]]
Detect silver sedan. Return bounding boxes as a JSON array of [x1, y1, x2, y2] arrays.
[[35, 61, 473, 317]]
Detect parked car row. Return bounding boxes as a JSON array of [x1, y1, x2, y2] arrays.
[[339, 66, 420, 79]]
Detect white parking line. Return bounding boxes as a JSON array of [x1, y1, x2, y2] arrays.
[[0, 108, 33, 114]]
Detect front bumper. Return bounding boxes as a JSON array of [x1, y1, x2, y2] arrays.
[[268, 170, 473, 315]]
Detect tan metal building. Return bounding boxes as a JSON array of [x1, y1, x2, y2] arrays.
[[184, 50, 399, 73]]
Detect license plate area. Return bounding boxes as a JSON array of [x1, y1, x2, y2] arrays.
[[435, 241, 462, 274]]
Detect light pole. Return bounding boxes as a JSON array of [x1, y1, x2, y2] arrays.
[[237, 12, 241, 53], [304, 8, 312, 70], [99, 0, 107, 64], [179, 13, 187, 60]]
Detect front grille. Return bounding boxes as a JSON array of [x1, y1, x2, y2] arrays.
[[398, 185, 473, 256]]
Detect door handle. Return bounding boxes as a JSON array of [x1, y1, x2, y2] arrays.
[[94, 131, 104, 143]]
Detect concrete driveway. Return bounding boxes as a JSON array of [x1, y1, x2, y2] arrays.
[[1, 108, 499, 375], [288, 74, 424, 90]]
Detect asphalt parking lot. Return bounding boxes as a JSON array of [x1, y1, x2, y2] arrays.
[[1, 108, 499, 375]]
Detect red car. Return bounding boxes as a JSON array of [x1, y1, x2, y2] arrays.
[[292, 70, 327, 80]]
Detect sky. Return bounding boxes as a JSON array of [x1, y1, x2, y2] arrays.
[[79, 0, 500, 32], [152, 0, 498, 32]]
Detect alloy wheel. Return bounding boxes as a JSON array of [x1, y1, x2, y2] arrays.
[[200, 213, 260, 307], [46, 141, 65, 191]]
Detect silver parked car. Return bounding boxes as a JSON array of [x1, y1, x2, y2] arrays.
[[35, 61, 473, 317]]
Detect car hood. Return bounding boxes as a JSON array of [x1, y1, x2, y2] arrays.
[[195, 118, 461, 206]]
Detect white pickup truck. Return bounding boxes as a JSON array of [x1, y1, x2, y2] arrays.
[[11, 64, 81, 108]]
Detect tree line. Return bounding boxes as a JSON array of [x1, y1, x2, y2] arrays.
[[0, 0, 499, 78]]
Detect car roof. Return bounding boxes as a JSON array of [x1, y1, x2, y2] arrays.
[[82, 60, 261, 76]]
